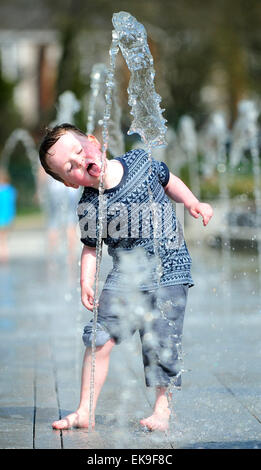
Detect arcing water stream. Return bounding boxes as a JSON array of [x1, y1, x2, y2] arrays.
[[88, 26, 120, 429]]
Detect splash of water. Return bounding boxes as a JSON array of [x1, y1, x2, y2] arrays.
[[229, 100, 255, 168], [111, 11, 185, 422], [178, 115, 200, 198], [88, 11, 184, 429], [87, 63, 108, 135], [112, 11, 168, 289], [44, 91, 82, 256], [200, 113, 232, 307], [112, 11, 167, 148], [88, 31, 120, 430], [46, 91, 82, 380], [213, 113, 232, 307], [87, 62, 125, 156], [108, 76, 125, 157], [51, 90, 81, 126], [110, 248, 186, 438], [231, 101, 261, 286]]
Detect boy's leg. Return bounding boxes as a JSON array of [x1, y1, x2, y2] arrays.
[[140, 386, 172, 431], [139, 284, 189, 431], [52, 338, 115, 429], [52, 289, 120, 430], [0, 229, 8, 262]]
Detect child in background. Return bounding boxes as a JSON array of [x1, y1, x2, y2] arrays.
[[39, 123, 213, 431], [0, 168, 17, 263], [37, 165, 80, 263]]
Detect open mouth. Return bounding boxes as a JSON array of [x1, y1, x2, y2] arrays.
[[87, 163, 94, 172], [87, 162, 101, 177]]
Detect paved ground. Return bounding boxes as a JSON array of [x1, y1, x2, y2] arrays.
[[0, 217, 261, 449]]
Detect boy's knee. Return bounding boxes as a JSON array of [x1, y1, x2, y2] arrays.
[[82, 321, 112, 348], [96, 338, 115, 355]]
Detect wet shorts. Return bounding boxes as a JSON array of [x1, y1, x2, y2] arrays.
[[82, 284, 189, 387]]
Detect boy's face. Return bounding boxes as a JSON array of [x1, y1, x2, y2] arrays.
[[47, 131, 103, 188]]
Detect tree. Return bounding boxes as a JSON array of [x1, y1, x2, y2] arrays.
[[0, 60, 21, 153]]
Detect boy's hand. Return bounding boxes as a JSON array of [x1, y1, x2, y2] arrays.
[[188, 202, 213, 226], [81, 281, 96, 311]]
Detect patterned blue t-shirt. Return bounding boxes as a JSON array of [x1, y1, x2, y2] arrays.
[[77, 149, 193, 291]]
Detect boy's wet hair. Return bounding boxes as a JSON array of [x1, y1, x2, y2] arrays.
[[38, 123, 86, 183]]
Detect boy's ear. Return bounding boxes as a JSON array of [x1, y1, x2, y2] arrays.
[[63, 181, 79, 189], [87, 135, 101, 148]]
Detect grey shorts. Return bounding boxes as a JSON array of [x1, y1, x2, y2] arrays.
[[82, 284, 189, 387]]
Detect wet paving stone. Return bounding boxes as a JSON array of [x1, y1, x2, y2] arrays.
[[0, 228, 261, 449]]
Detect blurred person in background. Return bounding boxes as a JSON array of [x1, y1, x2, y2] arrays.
[[37, 166, 81, 265], [0, 168, 17, 263]]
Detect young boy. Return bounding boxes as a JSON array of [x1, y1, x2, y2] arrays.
[[39, 123, 213, 431]]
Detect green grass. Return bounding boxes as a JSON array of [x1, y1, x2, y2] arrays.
[[199, 173, 255, 200], [16, 206, 43, 217], [179, 163, 256, 201]]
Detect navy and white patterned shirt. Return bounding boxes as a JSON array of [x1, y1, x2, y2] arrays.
[[77, 149, 193, 291]]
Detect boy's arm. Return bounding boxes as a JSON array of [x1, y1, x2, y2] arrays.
[[164, 172, 213, 226], [80, 245, 97, 311]]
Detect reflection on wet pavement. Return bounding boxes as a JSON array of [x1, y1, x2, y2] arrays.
[[0, 240, 261, 449]]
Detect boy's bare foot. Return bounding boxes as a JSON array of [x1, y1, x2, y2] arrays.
[[140, 408, 171, 432], [52, 410, 94, 430]]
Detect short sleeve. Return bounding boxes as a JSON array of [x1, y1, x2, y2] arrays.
[[80, 235, 97, 248], [157, 161, 170, 187]]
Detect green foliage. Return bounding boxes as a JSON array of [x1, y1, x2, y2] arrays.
[[0, 61, 21, 152], [55, 22, 89, 130], [200, 173, 255, 201], [43, 0, 261, 127], [7, 143, 37, 211], [180, 161, 256, 201], [165, 40, 212, 128]]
